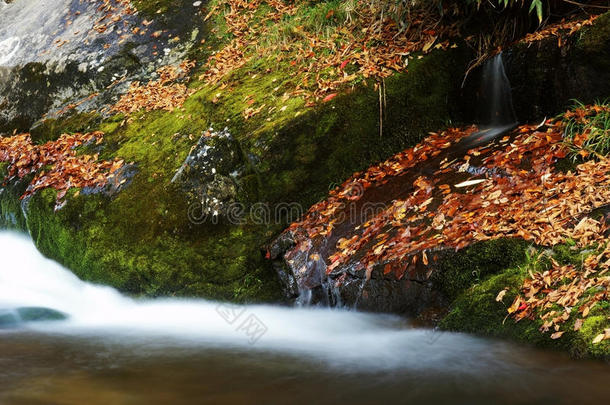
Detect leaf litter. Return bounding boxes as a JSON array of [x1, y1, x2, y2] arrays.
[[280, 103, 610, 344]]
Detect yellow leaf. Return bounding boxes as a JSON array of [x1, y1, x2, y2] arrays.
[[495, 289, 507, 302], [592, 333, 605, 344], [507, 297, 522, 314], [550, 331, 564, 340], [422, 36, 437, 53]]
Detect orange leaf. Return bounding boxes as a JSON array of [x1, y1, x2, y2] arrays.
[[323, 93, 338, 103]]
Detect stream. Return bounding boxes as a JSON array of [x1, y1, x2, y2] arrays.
[[1, 231, 610, 404], [1, 0, 610, 403]]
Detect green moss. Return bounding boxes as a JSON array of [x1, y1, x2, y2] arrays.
[[240, 48, 470, 206], [0, 9, 473, 304], [0, 177, 28, 231], [131, 0, 189, 20], [432, 238, 530, 302], [0, 47, 468, 303], [23, 187, 280, 301], [441, 243, 610, 359], [577, 12, 610, 57], [441, 262, 584, 356], [552, 243, 593, 266], [29, 112, 101, 143]]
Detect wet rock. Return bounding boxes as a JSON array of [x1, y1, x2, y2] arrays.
[[0, 306, 67, 328], [172, 128, 247, 222], [0, 0, 205, 133], [269, 227, 448, 313]]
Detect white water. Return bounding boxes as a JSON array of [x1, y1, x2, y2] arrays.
[[0, 231, 548, 372], [0, 36, 20, 66], [479, 53, 517, 128], [460, 53, 518, 148]]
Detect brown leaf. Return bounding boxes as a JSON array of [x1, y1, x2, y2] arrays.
[[550, 331, 565, 340]]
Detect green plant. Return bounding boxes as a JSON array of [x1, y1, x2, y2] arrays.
[[496, 0, 544, 22], [522, 246, 548, 273], [562, 100, 610, 158]]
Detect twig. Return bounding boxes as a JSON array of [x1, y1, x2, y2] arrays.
[[561, 0, 610, 9], [378, 80, 383, 137]]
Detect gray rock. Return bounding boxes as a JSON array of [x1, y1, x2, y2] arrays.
[[173, 128, 247, 222]]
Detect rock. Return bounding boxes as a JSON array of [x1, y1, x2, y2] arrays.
[[0, 0, 205, 134], [268, 227, 448, 313], [462, 12, 610, 123], [269, 13, 610, 314], [0, 306, 67, 328], [171, 128, 245, 223]]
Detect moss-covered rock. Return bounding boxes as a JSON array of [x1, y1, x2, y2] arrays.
[[431, 238, 530, 302], [0, 42, 473, 303], [440, 265, 558, 348], [0, 176, 27, 231], [441, 242, 610, 359]]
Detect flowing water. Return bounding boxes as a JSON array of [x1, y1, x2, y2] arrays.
[[1, 231, 610, 404], [464, 52, 518, 148], [271, 53, 523, 310], [478, 53, 517, 128]]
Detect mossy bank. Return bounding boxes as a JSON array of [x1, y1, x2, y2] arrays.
[[1, 0, 610, 360], [0, 43, 473, 302], [439, 241, 610, 360]]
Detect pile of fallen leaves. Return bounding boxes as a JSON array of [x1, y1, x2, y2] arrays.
[[503, 241, 610, 343], [523, 14, 599, 46], [112, 60, 196, 114], [0, 132, 124, 208], [45, 0, 138, 53], [202, 0, 455, 104], [282, 104, 610, 341]]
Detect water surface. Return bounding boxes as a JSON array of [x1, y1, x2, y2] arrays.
[[1, 232, 609, 405]]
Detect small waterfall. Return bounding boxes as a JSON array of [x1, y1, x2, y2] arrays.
[[463, 52, 518, 147], [479, 53, 517, 127]]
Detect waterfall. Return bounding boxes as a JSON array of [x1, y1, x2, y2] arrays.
[[479, 52, 517, 128], [461, 52, 518, 147]]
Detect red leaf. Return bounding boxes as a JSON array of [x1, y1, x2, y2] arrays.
[[323, 93, 337, 103]]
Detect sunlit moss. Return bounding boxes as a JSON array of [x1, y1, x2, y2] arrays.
[[29, 112, 101, 144], [0, 0, 475, 306]]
